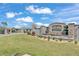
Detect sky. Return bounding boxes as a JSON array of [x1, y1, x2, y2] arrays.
[[0, 3, 79, 28]]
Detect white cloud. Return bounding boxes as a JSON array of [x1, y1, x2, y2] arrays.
[[64, 17, 79, 24], [14, 23, 28, 29], [53, 16, 79, 24], [18, 12, 22, 14], [22, 23, 27, 26], [6, 12, 22, 18], [41, 17, 49, 20], [65, 17, 79, 22], [26, 5, 54, 14], [35, 22, 49, 27], [6, 12, 16, 18], [66, 22, 77, 24], [53, 4, 79, 24], [55, 4, 79, 18], [57, 9, 79, 17], [53, 18, 64, 23], [36, 22, 43, 26], [16, 16, 33, 22], [44, 24, 49, 26], [14, 25, 22, 28]]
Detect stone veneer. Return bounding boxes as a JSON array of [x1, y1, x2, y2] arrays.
[[32, 22, 79, 40], [68, 23, 75, 39], [48, 23, 65, 36]]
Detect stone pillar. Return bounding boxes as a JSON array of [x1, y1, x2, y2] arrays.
[[75, 26, 79, 40], [40, 26, 47, 35], [4, 28, 7, 34], [32, 23, 36, 34], [68, 23, 75, 39], [48, 25, 53, 35]]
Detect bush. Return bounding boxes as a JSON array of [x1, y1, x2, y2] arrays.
[[32, 32, 35, 36], [59, 38, 62, 41], [68, 40, 73, 42], [74, 41, 78, 44], [38, 35, 42, 38], [27, 31, 31, 35], [52, 37, 55, 40], [44, 36, 47, 39]]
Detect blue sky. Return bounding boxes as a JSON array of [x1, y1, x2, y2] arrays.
[[0, 3, 79, 28]]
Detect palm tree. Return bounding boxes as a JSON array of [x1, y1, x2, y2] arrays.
[[1, 22, 7, 27], [1, 21, 8, 34]]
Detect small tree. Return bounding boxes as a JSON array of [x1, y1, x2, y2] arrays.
[[2, 21, 7, 27], [1, 21, 8, 34], [32, 31, 35, 36]]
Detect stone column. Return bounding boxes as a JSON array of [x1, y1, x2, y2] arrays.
[[75, 26, 79, 41], [68, 23, 75, 39], [4, 28, 7, 34]]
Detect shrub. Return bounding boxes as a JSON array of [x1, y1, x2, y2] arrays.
[[38, 35, 42, 38], [68, 40, 73, 42], [40, 36, 42, 38], [74, 41, 78, 44], [52, 37, 55, 40], [59, 38, 62, 41], [27, 31, 31, 35], [32, 32, 35, 36], [44, 36, 47, 39]]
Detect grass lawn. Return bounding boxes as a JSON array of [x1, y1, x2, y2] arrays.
[[0, 33, 79, 56]]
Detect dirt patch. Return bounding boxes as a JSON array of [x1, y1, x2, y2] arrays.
[[22, 54, 31, 56]]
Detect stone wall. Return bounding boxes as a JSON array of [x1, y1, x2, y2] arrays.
[[48, 23, 65, 36], [32, 22, 79, 40]]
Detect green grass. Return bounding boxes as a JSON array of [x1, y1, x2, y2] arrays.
[[0, 33, 79, 56]]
